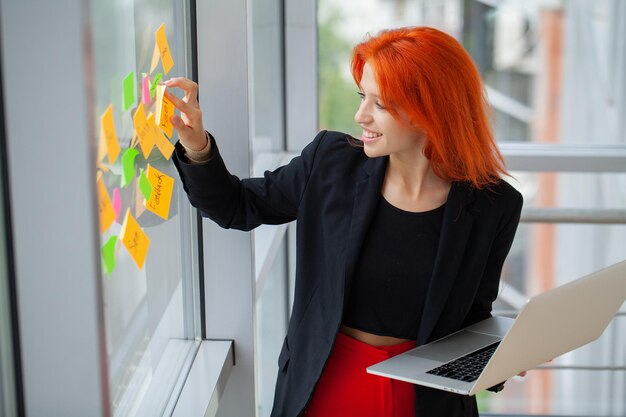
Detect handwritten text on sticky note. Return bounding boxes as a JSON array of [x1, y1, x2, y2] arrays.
[[97, 172, 116, 233], [155, 84, 174, 138], [134, 103, 155, 159], [145, 164, 174, 220], [120, 209, 150, 269], [155, 24, 174, 74], [100, 105, 121, 164]]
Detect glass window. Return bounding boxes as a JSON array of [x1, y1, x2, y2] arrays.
[[250, 0, 285, 160], [88, 1, 200, 415]]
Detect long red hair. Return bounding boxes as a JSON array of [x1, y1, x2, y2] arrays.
[[351, 27, 507, 189]]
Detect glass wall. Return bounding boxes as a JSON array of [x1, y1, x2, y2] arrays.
[[318, 0, 626, 415], [88, 1, 200, 415]]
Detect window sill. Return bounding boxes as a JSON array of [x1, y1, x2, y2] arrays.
[[171, 340, 234, 417]]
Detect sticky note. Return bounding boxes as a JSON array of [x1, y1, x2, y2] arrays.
[[150, 44, 160, 74], [135, 181, 147, 218], [134, 103, 155, 159], [112, 187, 122, 222], [101, 235, 117, 275], [121, 148, 140, 188], [147, 113, 173, 159], [122, 72, 136, 112], [119, 209, 150, 269], [155, 24, 174, 74], [145, 164, 174, 220], [97, 131, 107, 162], [150, 73, 162, 99], [100, 105, 121, 164], [97, 172, 116, 233], [150, 113, 175, 160], [142, 74, 151, 104], [155, 84, 174, 137], [139, 169, 153, 200]]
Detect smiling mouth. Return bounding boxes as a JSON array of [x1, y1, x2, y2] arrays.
[[361, 129, 382, 142]]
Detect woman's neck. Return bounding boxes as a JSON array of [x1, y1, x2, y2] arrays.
[[383, 153, 451, 212]]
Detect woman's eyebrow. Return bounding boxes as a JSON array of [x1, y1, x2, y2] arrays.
[[358, 87, 380, 99]]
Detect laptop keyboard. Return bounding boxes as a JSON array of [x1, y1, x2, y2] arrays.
[[426, 342, 500, 382]]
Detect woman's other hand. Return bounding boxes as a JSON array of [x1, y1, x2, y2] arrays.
[[163, 77, 210, 153]]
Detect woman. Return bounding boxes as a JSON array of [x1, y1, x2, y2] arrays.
[[166, 26, 522, 417]]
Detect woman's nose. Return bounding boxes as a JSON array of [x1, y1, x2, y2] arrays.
[[354, 102, 371, 124]]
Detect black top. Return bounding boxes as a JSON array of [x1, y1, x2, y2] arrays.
[[343, 196, 445, 339]]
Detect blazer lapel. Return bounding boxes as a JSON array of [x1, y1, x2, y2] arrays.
[[417, 182, 475, 345], [342, 156, 387, 306]]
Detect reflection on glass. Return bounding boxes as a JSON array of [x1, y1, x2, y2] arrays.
[[88, 1, 197, 415]]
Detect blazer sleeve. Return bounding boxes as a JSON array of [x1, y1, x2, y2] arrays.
[[463, 188, 523, 327], [172, 130, 327, 231]]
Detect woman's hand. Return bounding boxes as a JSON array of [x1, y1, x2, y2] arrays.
[[163, 77, 209, 153]]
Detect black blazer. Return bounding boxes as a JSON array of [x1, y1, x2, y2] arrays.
[[173, 130, 523, 417]]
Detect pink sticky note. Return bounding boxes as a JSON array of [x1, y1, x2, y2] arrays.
[[142, 75, 151, 104], [112, 187, 122, 222]]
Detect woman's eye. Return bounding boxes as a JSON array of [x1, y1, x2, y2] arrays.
[[357, 92, 365, 100], [375, 102, 386, 110]]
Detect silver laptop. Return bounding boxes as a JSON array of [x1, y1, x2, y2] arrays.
[[367, 259, 626, 396]]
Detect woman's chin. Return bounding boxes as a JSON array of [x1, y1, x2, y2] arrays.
[[363, 144, 383, 158]]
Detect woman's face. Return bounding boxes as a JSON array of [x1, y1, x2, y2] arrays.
[[354, 62, 426, 159]]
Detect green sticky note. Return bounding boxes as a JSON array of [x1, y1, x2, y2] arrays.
[[122, 71, 136, 112], [139, 169, 153, 200], [150, 73, 163, 99], [102, 235, 117, 275], [121, 148, 140, 188]]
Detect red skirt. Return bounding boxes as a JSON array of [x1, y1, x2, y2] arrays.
[[303, 332, 417, 417]]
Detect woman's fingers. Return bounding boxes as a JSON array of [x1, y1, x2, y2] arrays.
[[162, 77, 206, 150], [164, 77, 198, 105], [164, 89, 199, 122]]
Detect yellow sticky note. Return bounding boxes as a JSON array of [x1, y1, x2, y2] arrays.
[[134, 103, 155, 159], [155, 84, 174, 138], [150, 44, 160, 74], [135, 180, 147, 218], [154, 128, 174, 160], [97, 172, 116, 233], [100, 105, 121, 164], [145, 164, 174, 220], [147, 111, 174, 160], [155, 23, 174, 74], [97, 130, 107, 162], [119, 208, 150, 269]]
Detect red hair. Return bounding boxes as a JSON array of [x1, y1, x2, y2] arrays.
[[351, 27, 507, 189]]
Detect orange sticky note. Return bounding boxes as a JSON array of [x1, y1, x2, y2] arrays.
[[149, 44, 160, 74], [100, 105, 121, 164], [134, 103, 155, 159], [147, 112, 174, 160], [155, 84, 174, 138], [119, 208, 150, 269], [144, 164, 174, 220], [97, 172, 116, 233], [155, 24, 174, 74], [97, 131, 107, 162]]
